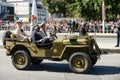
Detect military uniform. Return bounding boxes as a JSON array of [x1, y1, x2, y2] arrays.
[[115, 20, 120, 47]]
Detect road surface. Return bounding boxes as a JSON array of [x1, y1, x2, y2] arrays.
[[0, 49, 120, 80]]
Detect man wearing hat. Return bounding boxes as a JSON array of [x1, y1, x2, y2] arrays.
[[31, 24, 52, 48], [39, 22, 48, 38], [39, 22, 53, 43], [14, 19, 29, 40], [31, 25, 43, 43]]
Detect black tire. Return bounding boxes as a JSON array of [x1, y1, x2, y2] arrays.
[[2, 31, 12, 48], [69, 52, 92, 73], [12, 50, 31, 70], [91, 50, 98, 66], [32, 58, 43, 65], [91, 57, 97, 66]]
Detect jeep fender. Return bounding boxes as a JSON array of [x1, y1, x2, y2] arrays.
[[59, 45, 89, 60]]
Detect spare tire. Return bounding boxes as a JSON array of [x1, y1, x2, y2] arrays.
[[2, 31, 12, 48]]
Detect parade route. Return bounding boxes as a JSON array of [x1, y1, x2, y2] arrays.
[[0, 48, 120, 80]]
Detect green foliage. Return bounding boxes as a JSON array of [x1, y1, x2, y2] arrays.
[[42, 0, 66, 15], [42, 0, 120, 20]]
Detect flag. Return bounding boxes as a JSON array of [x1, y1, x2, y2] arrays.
[[30, 0, 38, 34], [31, 0, 38, 21]]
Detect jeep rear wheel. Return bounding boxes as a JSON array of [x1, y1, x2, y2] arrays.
[[12, 50, 31, 70], [69, 52, 91, 73], [2, 31, 12, 48]]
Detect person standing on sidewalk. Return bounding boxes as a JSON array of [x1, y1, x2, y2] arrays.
[[49, 21, 58, 39], [115, 14, 120, 47], [79, 22, 87, 36]]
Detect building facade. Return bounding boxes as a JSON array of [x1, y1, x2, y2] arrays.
[[0, 0, 6, 2], [0, 1, 14, 21], [7, 0, 48, 22]]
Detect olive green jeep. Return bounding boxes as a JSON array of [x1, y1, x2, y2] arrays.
[[2, 31, 101, 73]]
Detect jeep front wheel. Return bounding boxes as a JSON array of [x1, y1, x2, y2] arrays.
[[12, 50, 31, 70], [91, 50, 98, 66], [69, 52, 91, 73]]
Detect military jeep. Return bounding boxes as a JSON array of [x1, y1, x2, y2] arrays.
[[2, 31, 101, 73]]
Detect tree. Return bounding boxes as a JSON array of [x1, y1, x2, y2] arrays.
[[42, 0, 120, 20], [105, 0, 120, 20], [42, 0, 66, 17], [79, 0, 103, 20]]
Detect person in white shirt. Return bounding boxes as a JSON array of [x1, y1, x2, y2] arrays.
[[14, 19, 29, 40]]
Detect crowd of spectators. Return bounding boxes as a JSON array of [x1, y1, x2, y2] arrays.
[[0, 19, 118, 34], [45, 20, 118, 33], [0, 21, 30, 30]]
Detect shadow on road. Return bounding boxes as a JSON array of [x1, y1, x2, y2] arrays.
[[28, 63, 71, 73], [27, 63, 120, 75], [90, 66, 120, 75]]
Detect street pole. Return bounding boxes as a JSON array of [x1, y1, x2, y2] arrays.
[[102, 18, 105, 33], [94, 24, 96, 40], [102, 0, 105, 33], [91, 0, 96, 39]]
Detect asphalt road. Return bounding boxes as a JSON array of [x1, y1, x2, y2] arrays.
[[95, 37, 116, 48], [0, 49, 120, 80]]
